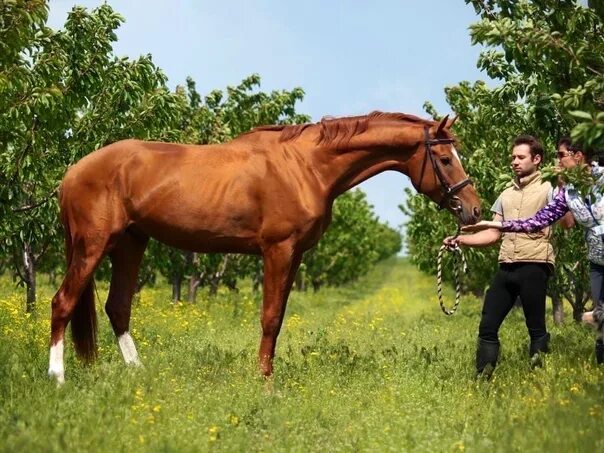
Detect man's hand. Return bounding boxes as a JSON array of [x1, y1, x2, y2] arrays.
[[461, 220, 503, 233], [443, 235, 463, 249]]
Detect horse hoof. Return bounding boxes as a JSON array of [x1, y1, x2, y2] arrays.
[[48, 369, 65, 385], [259, 361, 273, 377], [125, 358, 143, 367]]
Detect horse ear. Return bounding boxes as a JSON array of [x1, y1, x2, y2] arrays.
[[446, 115, 458, 129], [436, 115, 449, 135]]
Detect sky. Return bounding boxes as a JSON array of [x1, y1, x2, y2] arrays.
[[47, 0, 491, 231]]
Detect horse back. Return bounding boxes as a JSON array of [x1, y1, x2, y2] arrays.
[[59, 139, 329, 253]]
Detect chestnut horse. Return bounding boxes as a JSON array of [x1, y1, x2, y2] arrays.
[[48, 111, 480, 383]]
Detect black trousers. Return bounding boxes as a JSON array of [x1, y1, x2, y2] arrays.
[[478, 262, 551, 343]]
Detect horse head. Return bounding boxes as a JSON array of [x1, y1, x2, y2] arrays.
[[406, 115, 481, 225]]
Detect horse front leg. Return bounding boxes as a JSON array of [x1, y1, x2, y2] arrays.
[[259, 241, 302, 376], [106, 231, 148, 366]]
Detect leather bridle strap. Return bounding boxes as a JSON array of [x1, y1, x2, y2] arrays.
[[423, 126, 473, 210]]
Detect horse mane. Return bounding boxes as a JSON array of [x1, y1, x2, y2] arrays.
[[247, 111, 440, 146]]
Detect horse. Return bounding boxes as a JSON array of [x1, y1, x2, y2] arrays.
[[48, 111, 481, 383]]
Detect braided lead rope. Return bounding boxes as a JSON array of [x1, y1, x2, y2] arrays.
[[436, 232, 468, 316]]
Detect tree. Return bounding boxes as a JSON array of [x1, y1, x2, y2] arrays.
[[0, 2, 187, 310], [465, 0, 604, 150]]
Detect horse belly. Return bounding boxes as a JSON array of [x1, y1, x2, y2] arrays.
[[133, 195, 263, 254], [136, 219, 262, 254]]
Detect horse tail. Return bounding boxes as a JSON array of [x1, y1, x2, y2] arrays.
[[60, 192, 98, 362], [71, 280, 98, 362]]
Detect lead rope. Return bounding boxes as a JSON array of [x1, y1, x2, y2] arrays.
[[436, 225, 467, 315]]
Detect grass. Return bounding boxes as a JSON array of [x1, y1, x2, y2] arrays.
[[0, 258, 603, 452]]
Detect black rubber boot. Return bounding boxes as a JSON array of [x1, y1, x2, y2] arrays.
[[596, 339, 604, 365], [529, 332, 550, 368], [476, 339, 500, 378]]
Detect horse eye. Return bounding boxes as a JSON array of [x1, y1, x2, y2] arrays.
[[440, 157, 452, 166]]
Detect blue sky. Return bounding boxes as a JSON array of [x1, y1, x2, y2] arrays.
[[48, 0, 490, 231]]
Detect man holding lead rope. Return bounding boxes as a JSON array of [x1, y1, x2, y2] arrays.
[[444, 135, 567, 377]]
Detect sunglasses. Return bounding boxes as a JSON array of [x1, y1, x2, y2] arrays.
[[556, 151, 574, 159]]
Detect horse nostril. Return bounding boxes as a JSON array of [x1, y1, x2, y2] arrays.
[[473, 207, 481, 219]]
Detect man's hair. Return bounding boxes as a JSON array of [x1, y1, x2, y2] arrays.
[[513, 135, 544, 161]]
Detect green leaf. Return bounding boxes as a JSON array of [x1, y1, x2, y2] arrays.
[[569, 110, 594, 121]]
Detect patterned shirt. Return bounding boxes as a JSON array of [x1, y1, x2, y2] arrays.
[[501, 165, 604, 265]]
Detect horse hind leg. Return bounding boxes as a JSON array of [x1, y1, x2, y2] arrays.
[[105, 229, 149, 366], [49, 235, 107, 384]]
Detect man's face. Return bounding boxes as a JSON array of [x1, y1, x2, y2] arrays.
[[511, 143, 540, 177]]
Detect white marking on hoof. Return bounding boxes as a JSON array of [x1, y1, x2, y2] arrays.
[[48, 340, 65, 384], [118, 332, 142, 366]]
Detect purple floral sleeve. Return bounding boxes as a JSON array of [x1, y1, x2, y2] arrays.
[[501, 188, 569, 233]]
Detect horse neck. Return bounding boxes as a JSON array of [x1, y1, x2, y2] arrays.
[[309, 130, 420, 198]]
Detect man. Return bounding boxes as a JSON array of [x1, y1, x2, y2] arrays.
[[444, 135, 555, 376]]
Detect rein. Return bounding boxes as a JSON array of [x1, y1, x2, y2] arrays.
[[436, 225, 467, 315]]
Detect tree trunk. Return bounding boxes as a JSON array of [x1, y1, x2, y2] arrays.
[[186, 253, 201, 303], [208, 254, 230, 296], [570, 288, 590, 322], [225, 279, 238, 292], [48, 269, 57, 287], [471, 288, 485, 298], [572, 304, 583, 322], [552, 294, 564, 325], [188, 274, 201, 303], [135, 274, 150, 294], [312, 280, 321, 292], [171, 274, 182, 302], [250, 258, 263, 293], [209, 279, 219, 296], [571, 290, 587, 322], [23, 243, 36, 312], [135, 279, 144, 294], [295, 267, 306, 291]]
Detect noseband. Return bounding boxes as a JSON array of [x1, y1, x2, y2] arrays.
[[423, 126, 473, 210]]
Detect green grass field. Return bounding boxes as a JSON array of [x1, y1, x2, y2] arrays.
[[1, 258, 603, 452]]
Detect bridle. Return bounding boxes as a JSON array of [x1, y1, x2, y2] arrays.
[[422, 126, 473, 210]]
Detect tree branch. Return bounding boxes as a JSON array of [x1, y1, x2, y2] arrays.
[[12, 186, 59, 213]]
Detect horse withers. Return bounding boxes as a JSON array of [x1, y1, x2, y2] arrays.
[[48, 111, 480, 383]]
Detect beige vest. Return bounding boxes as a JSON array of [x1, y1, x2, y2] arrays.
[[498, 171, 555, 264]]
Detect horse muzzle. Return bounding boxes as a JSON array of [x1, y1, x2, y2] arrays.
[[447, 196, 480, 225]]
